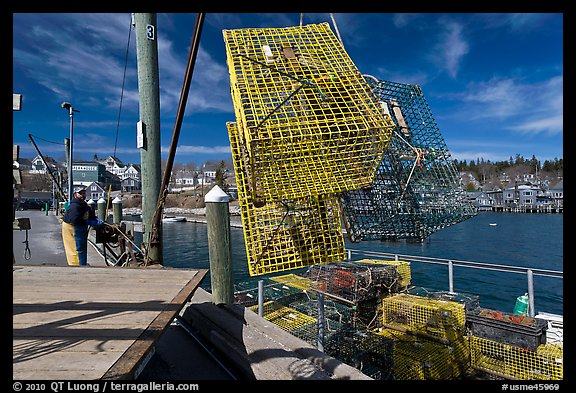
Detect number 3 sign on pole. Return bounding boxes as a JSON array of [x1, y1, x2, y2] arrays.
[[146, 24, 155, 40]]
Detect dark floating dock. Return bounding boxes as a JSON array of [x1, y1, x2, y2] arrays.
[[13, 265, 207, 380]]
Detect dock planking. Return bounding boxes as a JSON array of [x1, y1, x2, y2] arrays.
[[13, 265, 208, 380]]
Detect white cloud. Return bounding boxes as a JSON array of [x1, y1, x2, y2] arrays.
[[458, 75, 563, 136], [392, 13, 422, 28], [506, 115, 563, 136], [434, 21, 469, 79]]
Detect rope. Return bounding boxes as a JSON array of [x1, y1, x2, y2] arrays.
[[27, 134, 65, 145], [22, 230, 31, 260], [298, 13, 344, 47], [329, 13, 344, 47], [113, 14, 134, 159]]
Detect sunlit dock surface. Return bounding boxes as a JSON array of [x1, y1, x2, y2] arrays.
[[13, 265, 207, 380]]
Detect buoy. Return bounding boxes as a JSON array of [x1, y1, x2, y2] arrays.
[[513, 293, 529, 315]]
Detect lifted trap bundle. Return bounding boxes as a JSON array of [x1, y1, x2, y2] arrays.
[[223, 23, 395, 204], [228, 122, 345, 276], [340, 77, 477, 242]]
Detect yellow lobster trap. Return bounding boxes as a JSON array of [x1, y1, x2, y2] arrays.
[[223, 22, 395, 204], [228, 121, 345, 276]]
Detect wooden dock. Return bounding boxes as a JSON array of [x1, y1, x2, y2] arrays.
[[13, 265, 207, 380]]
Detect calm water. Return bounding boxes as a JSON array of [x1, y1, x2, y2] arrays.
[[160, 211, 563, 315]]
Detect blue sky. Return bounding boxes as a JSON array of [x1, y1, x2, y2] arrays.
[[12, 13, 563, 167]]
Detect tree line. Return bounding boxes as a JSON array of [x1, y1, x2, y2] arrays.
[[454, 154, 563, 185]]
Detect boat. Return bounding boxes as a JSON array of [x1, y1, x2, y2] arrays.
[[489, 223, 497, 226], [162, 216, 187, 222]]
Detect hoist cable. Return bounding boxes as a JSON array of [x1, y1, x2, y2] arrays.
[[113, 15, 134, 159], [329, 13, 344, 47]]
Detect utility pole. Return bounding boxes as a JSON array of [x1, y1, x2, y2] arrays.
[[64, 138, 70, 202], [61, 102, 78, 202], [135, 13, 162, 264]]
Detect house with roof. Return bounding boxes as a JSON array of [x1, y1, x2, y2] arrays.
[[546, 179, 563, 210], [30, 155, 59, 174], [171, 170, 197, 192], [466, 191, 493, 211], [72, 161, 121, 191], [96, 155, 126, 178], [83, 182, 108, 202], [121, 173, 141, 193]]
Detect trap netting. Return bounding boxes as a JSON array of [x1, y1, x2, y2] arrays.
[[340, 77, 477, 242], [228, 121, 345, 276], [223, 23, 395, 204]]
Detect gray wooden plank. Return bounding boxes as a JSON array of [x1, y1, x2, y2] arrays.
[[13, 265, 208, 380]]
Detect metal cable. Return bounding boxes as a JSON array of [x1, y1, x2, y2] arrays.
[[113, 14, 134, 159]]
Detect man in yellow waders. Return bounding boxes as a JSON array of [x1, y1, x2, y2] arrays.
[[61, 189, 103, 266]]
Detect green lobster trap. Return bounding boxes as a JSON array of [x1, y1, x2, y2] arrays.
[[340, 77, 477, 242], [223, 23, 395, 204], [324, 328, 395, 380], [228, 121, 345, 276]]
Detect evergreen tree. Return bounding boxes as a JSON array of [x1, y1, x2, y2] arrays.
[[215, 160, 229, 192]]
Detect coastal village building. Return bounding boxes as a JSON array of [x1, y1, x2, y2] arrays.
[[94, 155, 142, 193], [96, 155, 126, 177], [85, 181, 107, 202], [30, 155, 59, 175], [17, 153, 562, 212], [172, 170, 198, 192], [467, 180, 563, 213]]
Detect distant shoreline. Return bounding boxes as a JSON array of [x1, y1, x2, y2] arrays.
[[123, 207, 243, 228]]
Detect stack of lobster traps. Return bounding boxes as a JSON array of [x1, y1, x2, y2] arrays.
[[234, 258, 563, 380]]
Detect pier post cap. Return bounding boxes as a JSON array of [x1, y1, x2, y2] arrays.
[[97, 198, 107, 204], [205, 185, 229, 203], [87, 199, 96, 205], [112, 196, 123, 203]]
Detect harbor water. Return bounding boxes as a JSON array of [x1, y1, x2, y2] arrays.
[[159, 211, 563, 316]]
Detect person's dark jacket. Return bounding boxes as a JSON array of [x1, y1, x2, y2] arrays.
[[63, 197, 96, 226]]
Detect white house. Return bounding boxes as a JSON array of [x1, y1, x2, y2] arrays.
[[30, 155, 58, 174], [97, 155, 126, 177]]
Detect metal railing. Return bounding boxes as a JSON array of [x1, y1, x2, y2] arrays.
[[345, 248, 563, 317]]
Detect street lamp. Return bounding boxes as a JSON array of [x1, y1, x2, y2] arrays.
[[61, 102, 79, 202]]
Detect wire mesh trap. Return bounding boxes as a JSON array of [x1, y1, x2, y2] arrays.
[[303, 260, 410, 304], [223, 23, 395, 203], [340, 77, 477, 242], [228, 121, 346, 276]]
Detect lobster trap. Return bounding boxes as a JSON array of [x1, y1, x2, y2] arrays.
[[379, 293, 467, 342], [223, 23, 395, 204], [324, 328, 395, 380], [375, 327, 471, 380], [234, 275, 311, 308], [228, 121, 346, 276], [340, 77, 477, 242], [248, 301, 317, 333], [469, 336, 563, 380], [304, 260, 409, 304]]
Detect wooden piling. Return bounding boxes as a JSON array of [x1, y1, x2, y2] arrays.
[[205, 186, 234, 305]]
